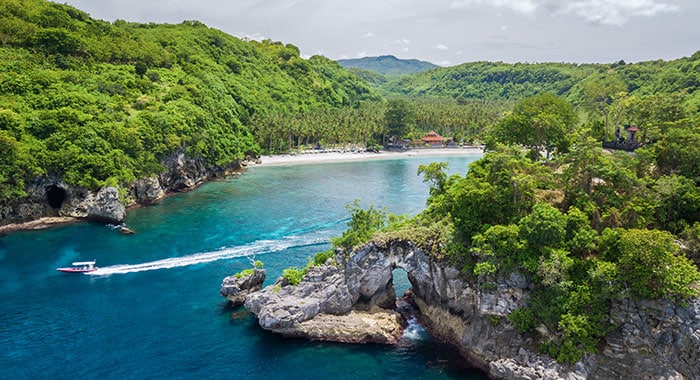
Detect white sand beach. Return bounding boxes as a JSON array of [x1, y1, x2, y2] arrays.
[[258, 147, 484, 166]]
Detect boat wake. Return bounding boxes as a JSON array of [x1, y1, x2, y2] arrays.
[[87, 232, 329, 276]]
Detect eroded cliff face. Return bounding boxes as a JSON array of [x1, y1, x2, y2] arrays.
[[0, 150, 258, 229], [243, 239, 700, 380], [0, 176, 126, 227]]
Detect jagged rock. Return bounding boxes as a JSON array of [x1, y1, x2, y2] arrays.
[[85, 187, 126, 223], [159, 148, 210, 191], [220, 268, 266, 307], [584, 297, 700, 379], [244, 262, 402, 344], [1, 150, 254, 229], [134, 177, 165, 204], [275, 309, 404, 344], [245, 264, 353, 330], [241, 239, 700, 379]]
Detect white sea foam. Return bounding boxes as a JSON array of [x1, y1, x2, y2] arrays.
[[87, 233, 329, 276], [402, 317, 428, 341]]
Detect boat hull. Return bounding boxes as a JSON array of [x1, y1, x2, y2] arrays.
[[56, 267, 97, 273]]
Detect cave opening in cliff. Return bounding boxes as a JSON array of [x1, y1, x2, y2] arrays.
[[46, 186, 66, 209]]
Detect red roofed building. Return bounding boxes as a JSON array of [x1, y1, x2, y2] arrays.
[[421, 131, 444, 147]]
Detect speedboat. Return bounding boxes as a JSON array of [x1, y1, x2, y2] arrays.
[[56, 260, 97, 273]]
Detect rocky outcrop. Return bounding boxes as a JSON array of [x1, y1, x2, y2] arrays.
[[0, 150, 259, 229], [584, 298, 700, 379], [242, 239, 700, 379], [133, 177, 165, 205], [0, 176, 125, 227], [86, 187, 126, 223], [274, 309, 404, 344], [150, 147, 258, 199], [245, 265, 353, 328], [244, 263, 404, 344], [220, 268, 267, 307]]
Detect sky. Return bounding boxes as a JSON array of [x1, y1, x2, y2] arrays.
[[58, 0, 698, 66]]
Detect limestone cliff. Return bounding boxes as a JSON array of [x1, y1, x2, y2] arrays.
[[220, 268, 267, 307], [0, 176, 126, 227], [242, 239, 700, 380], [0, 150, 258, 230]]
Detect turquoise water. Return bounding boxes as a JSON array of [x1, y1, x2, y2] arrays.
[[0, 155, 487, 379]]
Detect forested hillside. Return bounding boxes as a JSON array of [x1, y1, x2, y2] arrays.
[[381, 57, 700, 106], [319, 94, 700, 364], [0, 0, 377, 200], [338, 55, 438, 76], [381, 55, 700, 143]]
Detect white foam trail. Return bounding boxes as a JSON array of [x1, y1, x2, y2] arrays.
[[87, 233, 329, 276]]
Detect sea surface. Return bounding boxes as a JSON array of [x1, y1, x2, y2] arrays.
[[0, 154, 488, 379]]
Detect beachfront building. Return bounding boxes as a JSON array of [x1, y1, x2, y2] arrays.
[[421, 131, 444, 147]]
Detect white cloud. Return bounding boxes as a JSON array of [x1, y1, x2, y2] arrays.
[[451, 0, 538, 14], [558, 0, 678, 25], [435, 44, 449, 50], [450, 0, 679, 24], [57, 0, 697, 65]]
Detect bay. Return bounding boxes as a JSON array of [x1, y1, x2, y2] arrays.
[[0, 154, 487, 379]]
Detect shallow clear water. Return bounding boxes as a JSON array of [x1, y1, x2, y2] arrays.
[[0, 155, 487, 379]]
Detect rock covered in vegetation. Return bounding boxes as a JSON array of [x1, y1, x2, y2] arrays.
[[220, 268, 266, 307], [0, 151, 256, 229], [0, 177, 125, 227], [242, 239, 700, 379]]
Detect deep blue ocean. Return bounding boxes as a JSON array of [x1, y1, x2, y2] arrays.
[[0, 154, 488, 379]]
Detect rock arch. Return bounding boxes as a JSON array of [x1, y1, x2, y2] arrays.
[[243, 239, 700, 379], [344, 240, 438, 311], [244, 240, 471, 345]]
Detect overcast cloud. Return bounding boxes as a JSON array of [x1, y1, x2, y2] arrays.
[[58, 0, 698, 66]]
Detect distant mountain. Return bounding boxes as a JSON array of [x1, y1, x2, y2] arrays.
[[338, 55, 439, 76]]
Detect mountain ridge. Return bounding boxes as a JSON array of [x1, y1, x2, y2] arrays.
[[338, 55, 439, 76]]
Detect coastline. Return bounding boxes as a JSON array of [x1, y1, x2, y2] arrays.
[[258, 147, 484, 167], [0, 216, 79, 234], [0, 147, 483, 234]]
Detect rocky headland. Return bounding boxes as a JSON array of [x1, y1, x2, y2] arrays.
[[232, 239, 700, 380], [0, 149, 259, 232], [220, 268, 267, 307]]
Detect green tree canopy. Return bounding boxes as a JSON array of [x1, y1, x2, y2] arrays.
[[384, 98, 416, 144], [494, 93, 578, 159]]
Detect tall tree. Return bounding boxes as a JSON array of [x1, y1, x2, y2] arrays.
[[494, 93, 578, 159], [384, 99, 415, 145], [579, 74, 626, 141]]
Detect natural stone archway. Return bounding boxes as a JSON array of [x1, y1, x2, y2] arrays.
[[244, 239, 466, 345], [243, 239, 700, 379], [46, 185, 67, 209], [343, 240, 435, 310]]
